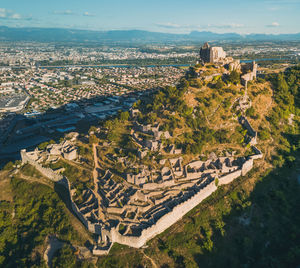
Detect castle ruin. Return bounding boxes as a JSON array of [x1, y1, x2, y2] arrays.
[[199, 42, 227, 64], [199, 42, 257, 87], [19, 112, 263, 255]]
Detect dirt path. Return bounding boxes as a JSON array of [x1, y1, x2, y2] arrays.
[[142, 250, 158, 268], [92, 143, 106, 220]]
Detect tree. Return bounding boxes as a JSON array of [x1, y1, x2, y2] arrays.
[[119, 111, 129, 121], [246, 106, 255, 118], [258, 129, 270, 140], [38, 141, 50, 150], [89, 126, 97, 133], [277, 73, 288, 92], [89, 134, 98, 145], [3, 161, 14, 170], [228, 70, 240, 85], [52, 245, 78, 268], [215, 78, 224, 89]]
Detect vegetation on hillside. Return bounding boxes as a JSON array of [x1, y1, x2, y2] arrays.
[[0, 176, 88, 267], [0, 64, 299, 267]]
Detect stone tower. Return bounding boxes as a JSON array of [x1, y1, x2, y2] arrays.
[[199, 42, 212, 64], [199, 42, 227, 64]]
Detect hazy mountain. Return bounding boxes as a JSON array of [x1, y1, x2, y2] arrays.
[[188, 31, 242, 40], [0, 26, 299, 43]]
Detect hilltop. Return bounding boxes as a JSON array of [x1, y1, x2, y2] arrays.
[[0, 55, 299, 267]]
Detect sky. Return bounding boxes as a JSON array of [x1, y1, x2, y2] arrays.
[[0, 0, 299, 34]]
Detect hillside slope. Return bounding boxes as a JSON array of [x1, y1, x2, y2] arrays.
[[0, 64, 299, 267]]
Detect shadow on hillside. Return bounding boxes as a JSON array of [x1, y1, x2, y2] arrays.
[[191, 149, 300, 268], [0, 88, 155, 168]]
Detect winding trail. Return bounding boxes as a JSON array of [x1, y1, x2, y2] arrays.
[[142, 250, 158, 268]]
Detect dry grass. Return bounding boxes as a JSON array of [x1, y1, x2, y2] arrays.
[[0, 171, 13, 202], [183, 91, 198, 107]]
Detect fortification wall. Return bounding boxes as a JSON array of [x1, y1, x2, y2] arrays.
[[111, 182, 217, 248], [92, 246, 112, 256], [21, 149, 103, 234], [250, 146, 263, 159], [111, 153, 260, 249], [241, 158, 253, 176], [21, 149, 63, 181], [239, 116, 257, 138], [58, 179, 88, 226], [58, 177, 102, 234], [218, 170, 242, 185], [20, 142, 262, 253], [143, 180, 175, 190]]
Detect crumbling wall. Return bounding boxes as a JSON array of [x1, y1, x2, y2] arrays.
[[111, 182, 218, 248], [20, 137, 263, 254], [58, 177, 102, 234], [239, 116, 257, 138], [250, 146, 263, 159], [20, 150, 102, 234], [21, 149, 63, 181], [143, 180, 175, 190], [241, 61, 257, 87], [241, 158, 253, 176], [218, 170, 242, 185]]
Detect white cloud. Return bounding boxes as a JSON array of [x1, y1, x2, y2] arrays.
[[54, 10, 74, 15], [83, 11, 95, 17], [10, 13, 21, 20], [0, 8, 23, 20], [266, 22, 280, 27], [207, 23, 244, 29], [155, 22, 182, 29]]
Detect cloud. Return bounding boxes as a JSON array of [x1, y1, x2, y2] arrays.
[[53, 10, 75, 15], [266, 22, 280, 27], [207, 23, 244, 29], [83, 11, 95, 17], [0, 8, 24, 20], [53, 10, 96, 17], [155, 22, 182, 29]]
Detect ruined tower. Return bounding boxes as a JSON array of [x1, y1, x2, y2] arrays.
[[199, 42, 226, 64], [199, 42, 212, 64]]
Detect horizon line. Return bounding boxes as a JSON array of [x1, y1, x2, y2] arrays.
[[0, 25, 299, 36]]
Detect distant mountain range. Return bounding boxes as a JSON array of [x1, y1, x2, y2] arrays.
[[0, 26, 299, 43]]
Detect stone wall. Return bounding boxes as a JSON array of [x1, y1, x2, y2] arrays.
[[21, 149, 63, 182], [21, 150, 104, 234], [58, 177, 102, 235], [241, 61, 257, 87], [250, 146, 263, 160], [111, 182, 218, 248], [239, 116, 257, 138], [218, 170, 242, 185], [20, 140, 262, 254], [241, 158, 253, 176]]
